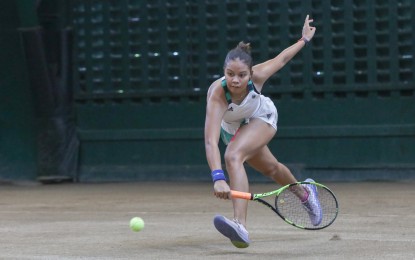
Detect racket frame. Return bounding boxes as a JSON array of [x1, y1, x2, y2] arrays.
[[231, 181, 339, 230]]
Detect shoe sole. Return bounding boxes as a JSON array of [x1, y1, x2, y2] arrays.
[[213, 216, 250, 248]]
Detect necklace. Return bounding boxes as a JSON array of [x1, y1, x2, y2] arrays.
[[239, 90, 248, 99], [232, 91, 247, 104]]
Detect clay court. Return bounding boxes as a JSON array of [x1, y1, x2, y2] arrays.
[[0, 181, 414, 259]]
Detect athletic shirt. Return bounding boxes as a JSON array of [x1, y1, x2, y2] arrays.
[[221, 78, 262, 134]]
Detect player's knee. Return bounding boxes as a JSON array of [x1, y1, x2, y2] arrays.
[[224, 149, 243, 169]]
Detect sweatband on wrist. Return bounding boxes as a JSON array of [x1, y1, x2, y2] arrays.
[[211, 169, 227, 183], [298, 37, 309, 44]]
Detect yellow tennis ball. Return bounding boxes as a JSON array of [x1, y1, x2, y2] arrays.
[[130, 217, 145, 232]]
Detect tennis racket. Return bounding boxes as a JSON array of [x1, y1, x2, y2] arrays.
[[231, 180, 338, 230]]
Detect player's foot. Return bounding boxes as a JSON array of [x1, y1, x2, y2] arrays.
[[213, 215, 250, 248], [302, 178, 323, 226]]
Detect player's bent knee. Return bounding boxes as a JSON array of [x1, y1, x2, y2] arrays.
[[224, 150, 243, 168]]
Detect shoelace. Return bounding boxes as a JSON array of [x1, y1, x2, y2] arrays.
[[232, 219, 249, 234]]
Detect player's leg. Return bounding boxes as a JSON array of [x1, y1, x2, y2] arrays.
[[246, 146, 299, 186], [224, 118, 276, 226], [214, 119, 276, 248], [246, 146, 308, 200]]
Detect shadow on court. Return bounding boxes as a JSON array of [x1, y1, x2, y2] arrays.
[[0, 181, 414, 259]]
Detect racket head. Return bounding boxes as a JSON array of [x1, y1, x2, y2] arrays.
[[273, 181, 339, 230]]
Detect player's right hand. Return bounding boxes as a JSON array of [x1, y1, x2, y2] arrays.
[[213, 180, 231, 199]]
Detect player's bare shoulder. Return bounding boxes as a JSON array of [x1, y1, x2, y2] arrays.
[[207, 77, 226, 105]]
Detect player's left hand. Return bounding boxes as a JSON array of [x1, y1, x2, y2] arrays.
[[302, 14, 316, 42]]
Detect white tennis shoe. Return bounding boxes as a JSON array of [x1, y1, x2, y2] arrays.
[[213, 215, 250, 248]]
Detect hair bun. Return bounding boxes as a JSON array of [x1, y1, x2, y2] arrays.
[[237, 41, 252, 55]]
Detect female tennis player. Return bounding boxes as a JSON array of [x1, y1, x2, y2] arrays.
[[204, 15, 320, 248]]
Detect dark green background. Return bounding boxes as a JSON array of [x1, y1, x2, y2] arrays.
[[1, 0, 414, 182]]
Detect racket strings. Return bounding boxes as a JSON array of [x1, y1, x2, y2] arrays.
[[275, 184, 338, 229]]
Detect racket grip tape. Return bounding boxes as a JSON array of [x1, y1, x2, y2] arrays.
[[230, 190, 253, 200]]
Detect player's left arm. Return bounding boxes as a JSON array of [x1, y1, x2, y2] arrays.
[[252, 15, 316, 92]]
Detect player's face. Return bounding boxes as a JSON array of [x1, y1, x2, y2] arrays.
[[224, 58, 251, 95]]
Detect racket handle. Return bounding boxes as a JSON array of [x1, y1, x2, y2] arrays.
[[231, 190, 253, 200]]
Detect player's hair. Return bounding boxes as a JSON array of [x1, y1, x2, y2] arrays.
[[223, 41, 253, 70]]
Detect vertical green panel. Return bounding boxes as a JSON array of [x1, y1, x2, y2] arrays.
[[101, 1, 112, 92], [387, 0, 398, 84], [177, 2, 188, 89], [412, 1, 415, 81], [238, 1, 247, 39], [82, 1, 94, 94], [321, 0, 333, 86], [119, 0, 131, 91], [278, 1, 290, 86], [257, 1, 268, 61], [217, 1, 227, 67], [138, 0, 149, 88], [342, 1, 353, 86], [158, 2, 168, 89], [0, 1, 37, 180], [196, 0, 207, 87], [366, 0, 376, 84], [301, 0, 312, 88]]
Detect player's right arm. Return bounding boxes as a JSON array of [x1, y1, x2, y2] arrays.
[[204, 78, 230, 199]]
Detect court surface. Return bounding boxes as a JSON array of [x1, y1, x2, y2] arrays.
[[0, 181, 414, 259]]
